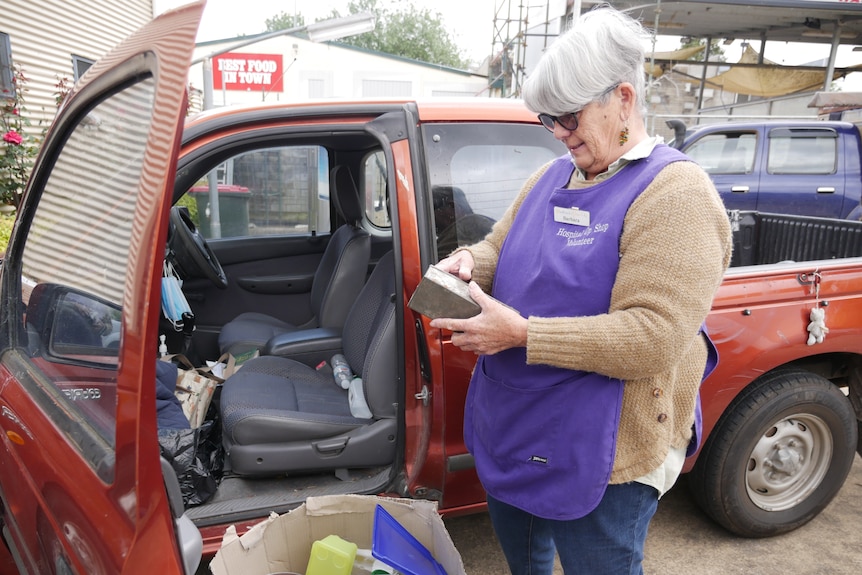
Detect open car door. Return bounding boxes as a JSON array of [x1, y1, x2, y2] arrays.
[[0, 2, 205, 573]]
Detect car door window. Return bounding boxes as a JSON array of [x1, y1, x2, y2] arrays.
[[767, 129, 837, 175], [14, 77, 156, 476], [364, 150, 389, 229], [685, 132, 757, 174], [177, 145, 331, 239], [423, 123, 561, 260]]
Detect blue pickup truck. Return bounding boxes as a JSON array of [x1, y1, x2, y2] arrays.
[[669, 120, 862, 220]]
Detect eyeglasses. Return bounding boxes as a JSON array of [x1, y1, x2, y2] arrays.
[[537, 83, 621, 133], [537, 111, 581, 133]]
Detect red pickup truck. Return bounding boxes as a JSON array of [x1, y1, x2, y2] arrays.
[[0, 3, 859, 573]]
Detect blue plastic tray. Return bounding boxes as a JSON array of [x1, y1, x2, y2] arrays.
[[371, 504, 448, 575]]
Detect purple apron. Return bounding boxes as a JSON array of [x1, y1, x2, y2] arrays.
[[465, 145, 693, 520]]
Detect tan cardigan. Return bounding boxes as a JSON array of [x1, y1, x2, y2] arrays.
[[461, 159, 733, 483]]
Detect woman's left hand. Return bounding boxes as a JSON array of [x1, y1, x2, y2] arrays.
[[429, 282, 528, 355]]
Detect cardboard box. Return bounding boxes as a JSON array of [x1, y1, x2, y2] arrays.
[[209, 494, 466, 575]]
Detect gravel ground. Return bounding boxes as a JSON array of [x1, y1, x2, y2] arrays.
[[444, 455, 862, 575]]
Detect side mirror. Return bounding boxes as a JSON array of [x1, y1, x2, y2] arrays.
[[666, 119, 688, 150], [26, 283, 121, 366]]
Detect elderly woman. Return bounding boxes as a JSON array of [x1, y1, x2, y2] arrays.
[[429, 6, 732, 575]]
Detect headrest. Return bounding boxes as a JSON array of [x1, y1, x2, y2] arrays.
[[330, 165, 363, 225]]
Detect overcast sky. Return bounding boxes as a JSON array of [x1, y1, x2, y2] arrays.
[[157, 0, 862, 89], [158, 0, 499, 62]]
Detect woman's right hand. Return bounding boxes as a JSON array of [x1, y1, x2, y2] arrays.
[[435, 250, 475, 282]]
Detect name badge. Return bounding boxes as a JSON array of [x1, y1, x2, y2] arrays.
[[554, 206, 590, 227]]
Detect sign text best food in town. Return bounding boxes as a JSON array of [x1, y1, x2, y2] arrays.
[[212, 52, 284, 93]]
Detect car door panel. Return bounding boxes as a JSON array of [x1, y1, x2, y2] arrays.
[[0, 357, 122, 574], [0, 2, 205, 573], [683, 130, 761, 212]]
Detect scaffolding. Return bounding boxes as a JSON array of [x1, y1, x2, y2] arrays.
[[490, 1, 570, 97]]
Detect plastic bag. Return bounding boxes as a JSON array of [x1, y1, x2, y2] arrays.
[[158, 419, 224, 507]]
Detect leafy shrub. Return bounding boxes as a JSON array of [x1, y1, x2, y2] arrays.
[[0, 212, 16, 255]]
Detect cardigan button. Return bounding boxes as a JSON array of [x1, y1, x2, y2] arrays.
[[652, 387, 663, 398], [657, 413, 668, 423]]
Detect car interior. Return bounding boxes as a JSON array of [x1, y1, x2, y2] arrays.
[[159, 127, 402, 525], [216, 164, 372, 357]]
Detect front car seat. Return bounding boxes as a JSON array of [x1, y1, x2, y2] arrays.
[[217, 165, 371, 355], [218, 250, 398, 475]]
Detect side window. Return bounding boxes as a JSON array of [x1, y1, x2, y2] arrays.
[[364, 150, 389, 228], [178, 145, 331, 239], [0, 32, 12, 97], [423, 123, 561, 260], [72, 54, 95, 81], [685, 132, 756, 174], [767, 129, 837, 175], [16, 77, 156, 476]]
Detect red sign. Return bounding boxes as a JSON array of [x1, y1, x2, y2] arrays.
[[211, 52, 284, 92]]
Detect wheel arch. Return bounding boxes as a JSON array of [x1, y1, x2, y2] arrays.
[[702, 351, 862, 460]]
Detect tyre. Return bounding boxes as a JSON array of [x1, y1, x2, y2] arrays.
[[689, 369, 857, 537]]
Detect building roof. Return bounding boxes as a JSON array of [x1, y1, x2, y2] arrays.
[[599, 0, 862, 44]]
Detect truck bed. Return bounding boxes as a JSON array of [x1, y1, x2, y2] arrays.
[[729, 210, 862, 267]]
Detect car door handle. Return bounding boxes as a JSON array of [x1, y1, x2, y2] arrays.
[[816, 187, 836, 194], [731, 186, 749, 193]]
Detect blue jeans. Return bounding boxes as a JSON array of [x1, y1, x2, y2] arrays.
[[486, 482, 659, 575]]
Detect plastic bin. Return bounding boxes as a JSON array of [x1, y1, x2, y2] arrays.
[[188, 184, 250, 238]]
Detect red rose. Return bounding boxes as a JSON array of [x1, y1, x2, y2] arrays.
[[3, 130, 23, 145]]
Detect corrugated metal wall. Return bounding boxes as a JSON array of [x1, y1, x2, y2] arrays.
[[2, 0, 152, 131]]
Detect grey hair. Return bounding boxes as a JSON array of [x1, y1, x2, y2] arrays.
[[522, 6, 651, 117]]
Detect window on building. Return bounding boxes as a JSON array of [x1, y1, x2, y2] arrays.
[[361, 79, 412, 97], [72, 54, 95, 81], [308, 78, 325, 98], [431, 90, 477, 97], [0, 33, 13, 99]]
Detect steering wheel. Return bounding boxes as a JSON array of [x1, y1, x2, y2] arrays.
[[168, 206, 228, 289]]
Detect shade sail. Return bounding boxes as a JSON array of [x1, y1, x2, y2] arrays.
[[700, 45, 849, 97]]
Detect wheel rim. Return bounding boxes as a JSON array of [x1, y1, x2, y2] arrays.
[[745, 413, 832, 512]]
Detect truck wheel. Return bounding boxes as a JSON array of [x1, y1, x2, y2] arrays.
[[689, 369, 857, 537]]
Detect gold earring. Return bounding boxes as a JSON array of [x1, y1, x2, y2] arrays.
[[619, 122, 629, 146]]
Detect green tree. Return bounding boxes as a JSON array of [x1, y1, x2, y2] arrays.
[[275, 0, 467, 69], [265, 12, 305, 32]]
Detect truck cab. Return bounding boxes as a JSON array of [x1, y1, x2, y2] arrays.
[[676, 120, 862, 219]]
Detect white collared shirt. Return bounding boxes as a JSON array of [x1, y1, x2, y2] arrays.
[[571, 136, 665, 183]]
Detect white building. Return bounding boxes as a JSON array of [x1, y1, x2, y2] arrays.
[[2, 0, 153, 129], [188, 33, 490, 110]]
